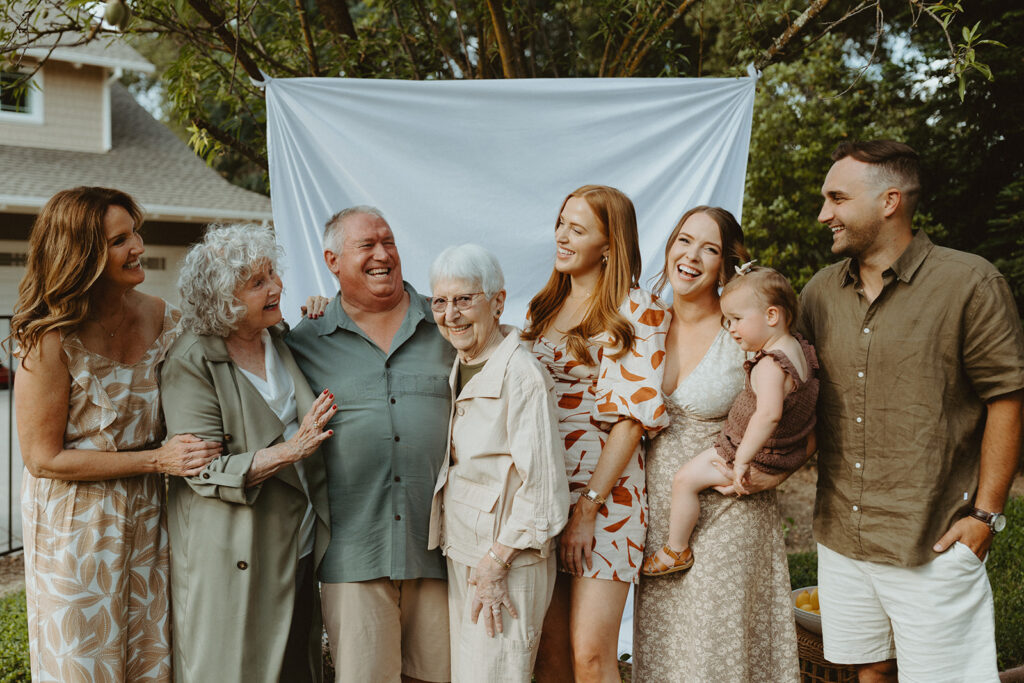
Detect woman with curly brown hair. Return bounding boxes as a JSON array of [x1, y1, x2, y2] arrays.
[[11, 187, 220, 682], [525, 185, 670, 683]]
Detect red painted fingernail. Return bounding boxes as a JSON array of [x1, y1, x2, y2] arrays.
[[327, 430, 334, 435], [332, 404, 337, 410], [322, 389, 329, 395], [329, 393, 334, 399]]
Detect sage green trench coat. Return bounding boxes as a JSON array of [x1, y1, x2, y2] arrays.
[[160, 325, 330, 683]]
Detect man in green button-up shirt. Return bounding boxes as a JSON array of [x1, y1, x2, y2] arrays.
[[287, 206, 455, 682], [800, 141, 1024, 683]]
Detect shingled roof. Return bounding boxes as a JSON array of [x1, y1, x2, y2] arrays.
[[0, 83, 272, 222]]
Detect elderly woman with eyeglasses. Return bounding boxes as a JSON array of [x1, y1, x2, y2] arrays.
[[160, 224, 334, 683], [425, 244, 569, 682]]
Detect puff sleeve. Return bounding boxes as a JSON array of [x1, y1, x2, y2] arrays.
[[592, 288, 670, 435]]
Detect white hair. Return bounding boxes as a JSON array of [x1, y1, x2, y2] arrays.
[[429, 243, 505, 297], [178, 223, 284, 337], [323, 205, 387, 254]]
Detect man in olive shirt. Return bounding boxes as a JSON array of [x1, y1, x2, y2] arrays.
[[287, 206, 455, 682], [799, 140, 1024, 682]]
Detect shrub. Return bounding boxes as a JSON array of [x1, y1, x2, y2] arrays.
[[787, 550, 818, 591], [989, 496, 1024, 671], [786, 495, 1024, 671], [0, 589, 29, 683]]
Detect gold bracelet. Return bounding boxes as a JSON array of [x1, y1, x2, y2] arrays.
[[579, 487, 606, 506], [488, 548, 512, 570]]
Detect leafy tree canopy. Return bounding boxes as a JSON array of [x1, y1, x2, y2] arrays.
[[2, 1, 1020, 312]]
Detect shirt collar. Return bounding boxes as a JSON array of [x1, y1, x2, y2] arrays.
[[198, 322, 288, 361], [453, 325, 522, 400], [318, 280, 435, 337], [840, 230, 934, 288]]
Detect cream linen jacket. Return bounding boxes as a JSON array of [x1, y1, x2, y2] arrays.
[[428, 325, 569, 568]]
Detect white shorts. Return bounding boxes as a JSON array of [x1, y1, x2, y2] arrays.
[[816, 543, 998, 683]]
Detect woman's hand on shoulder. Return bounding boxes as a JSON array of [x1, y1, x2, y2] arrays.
[[156, 434, 223, 476], [300, 295, 330, 319]]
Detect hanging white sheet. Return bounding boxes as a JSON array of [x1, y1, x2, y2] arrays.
[[265, 75, 756, 326]]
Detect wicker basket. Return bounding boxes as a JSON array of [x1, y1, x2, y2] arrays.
[[796, 623, 858, 683]]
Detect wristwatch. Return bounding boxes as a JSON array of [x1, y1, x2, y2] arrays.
[[578, 487, 606, 506], [967, 506, 1007, 534]]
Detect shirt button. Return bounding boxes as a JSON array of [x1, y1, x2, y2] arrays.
[[855, 462, 862, 469], [456, 407, 465, 416], [394, 435, 400, 442], [852, 505, 859, 512], [857, 371, 864, 378], [237, 561, 248, 570], [224, 434, 233, 443], [856, 416, 863, 423], [201, 472, 211, 479], [394, 476, 401, 482], [385, 361, 391, 369], [395, 514, 401, 521], [863, 327, 870, 334], [390, 397, 396, 404]]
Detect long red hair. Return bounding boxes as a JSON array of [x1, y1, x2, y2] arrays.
[[522, 185, 641, 362]]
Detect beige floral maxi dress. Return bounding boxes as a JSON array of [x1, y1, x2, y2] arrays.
[[531, 288, 669, 583], [22, 305, 180, 683], [633, 329, 800, 682]]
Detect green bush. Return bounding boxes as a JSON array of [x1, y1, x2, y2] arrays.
[[0, 589, 29, 683], [989, 495, 1024, 671], [786, 495, 1024, 671], [787, 550, 818, 591]]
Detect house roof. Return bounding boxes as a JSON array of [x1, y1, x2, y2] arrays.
[[0, 83, 272, 223], [24, 35, 156, 74], [2, 2, 156, 73]]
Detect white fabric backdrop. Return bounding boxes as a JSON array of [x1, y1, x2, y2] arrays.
[[265, 76, 757, 325]]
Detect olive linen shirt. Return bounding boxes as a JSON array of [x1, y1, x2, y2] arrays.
[[286, 282, 456, 583], [798, 230, 1024, 567]]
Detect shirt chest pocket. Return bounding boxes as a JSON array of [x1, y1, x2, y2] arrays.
[[445, 475, 502, 551], [391, 373, 450, 398]]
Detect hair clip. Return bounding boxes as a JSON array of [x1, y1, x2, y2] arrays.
[[734, 259, 758, 276]]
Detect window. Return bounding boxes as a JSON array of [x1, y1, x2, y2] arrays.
[[0, 70, 42, 122]]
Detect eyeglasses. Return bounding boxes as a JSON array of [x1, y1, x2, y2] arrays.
[[430, 292, 484, 313]]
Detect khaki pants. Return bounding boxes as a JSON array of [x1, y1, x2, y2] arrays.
[[322, 577, 450, 682], [446, 554, 557, 683]]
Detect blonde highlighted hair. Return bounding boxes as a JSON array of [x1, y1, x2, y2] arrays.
[[522, 185, 641, 362], [721, 265, 799, 330], [10, 187, 143, 358]]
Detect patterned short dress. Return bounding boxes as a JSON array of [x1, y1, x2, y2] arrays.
[[531, 288, 669, 583], [21, 303, 180, 683]]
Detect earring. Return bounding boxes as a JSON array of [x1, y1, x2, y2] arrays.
[[601, 254, 608, 266]]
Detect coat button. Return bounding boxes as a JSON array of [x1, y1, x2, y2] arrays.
[[224, 434, 233, 443], [201, 472, 211, 479], [237, 561, 248, 570], [456, 407, 465, 416]]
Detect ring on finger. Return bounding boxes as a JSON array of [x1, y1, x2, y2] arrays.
[[314, 419, 322, 429]]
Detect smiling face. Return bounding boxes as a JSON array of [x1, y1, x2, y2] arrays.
[[554, 196, 609, 279], [326, 212, 404, 311], [233, 258, 283, 334], [431, 277, 504, 363], [99, 204, 145, 288], [664, 211, 724, 301], [818, 157, 888, 259], [720, 285, 774, 352]]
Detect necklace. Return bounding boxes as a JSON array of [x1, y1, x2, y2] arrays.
[[96, 302, 128, 338]]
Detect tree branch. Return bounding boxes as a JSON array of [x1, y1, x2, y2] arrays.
[[754, 0, 833, 71], [293, 0, 321, 75], [186, 0, 264, 83], [191, 116, 268, 170], [625, 0, 700, 76], [484, 0, 519, 78]]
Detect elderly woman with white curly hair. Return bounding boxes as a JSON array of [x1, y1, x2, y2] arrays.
[[425, 243, 569, 682], [160, 224, 335, 683]]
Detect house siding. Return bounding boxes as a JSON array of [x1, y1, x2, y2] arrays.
[[0, 62, 106, 153]]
